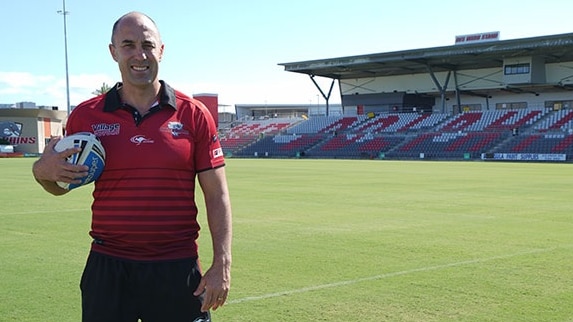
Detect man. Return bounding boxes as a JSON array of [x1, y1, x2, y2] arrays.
[[32, 12, 232, 322]]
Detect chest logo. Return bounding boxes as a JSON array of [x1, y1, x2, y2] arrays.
[[130, 135, 154, 145], [163, 122, 190, 137]]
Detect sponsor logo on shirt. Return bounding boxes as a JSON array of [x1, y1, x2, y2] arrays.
[[130, 135, 154, 145], [92, 123, 120, 136], [213, 147, 223, 158], [160, 122, 190, 137], [167, 122, 189, 137]]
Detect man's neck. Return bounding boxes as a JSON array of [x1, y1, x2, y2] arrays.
[[119, 81, 161, 114]]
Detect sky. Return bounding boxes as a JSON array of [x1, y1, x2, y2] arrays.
[[1, 0, 573, 112]]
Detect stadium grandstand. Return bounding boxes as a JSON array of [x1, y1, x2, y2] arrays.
[[220, 32, 573, 162]]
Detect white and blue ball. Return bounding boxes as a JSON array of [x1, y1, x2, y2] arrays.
[[54, 132, 106, 190]]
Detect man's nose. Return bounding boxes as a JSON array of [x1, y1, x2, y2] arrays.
[[135, 47, 147, 60]]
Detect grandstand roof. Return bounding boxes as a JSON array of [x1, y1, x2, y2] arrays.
[[279, 33, 573, 80]]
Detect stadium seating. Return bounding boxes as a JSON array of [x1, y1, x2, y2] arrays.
[[534, 109, 573, 131], [221, 109, 573, 161]]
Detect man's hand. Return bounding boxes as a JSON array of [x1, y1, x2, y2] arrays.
[[32, 137, 89, 195], [193, 262, 231, 312]]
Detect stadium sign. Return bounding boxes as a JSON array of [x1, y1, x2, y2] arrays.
[[455, 31, 500, 45], [481, 153, 566, 162]]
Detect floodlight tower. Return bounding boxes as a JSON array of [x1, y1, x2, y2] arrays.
[[57, 0, 71, 115]]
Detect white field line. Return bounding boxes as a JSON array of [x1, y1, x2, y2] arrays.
[[227, 245, 571, 305]]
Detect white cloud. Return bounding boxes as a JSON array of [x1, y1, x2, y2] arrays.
[[0, 71, 116, 110], [0, 72, 55, 88]]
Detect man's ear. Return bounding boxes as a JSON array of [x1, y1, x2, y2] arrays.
[[109, 43, 118, 62], [158, 43, 165, 62]]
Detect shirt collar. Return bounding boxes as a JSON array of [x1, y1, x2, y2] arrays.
[[103, 80, 177, 112]]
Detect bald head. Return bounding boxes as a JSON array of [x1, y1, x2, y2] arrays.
[[111, 12, 161, 45]]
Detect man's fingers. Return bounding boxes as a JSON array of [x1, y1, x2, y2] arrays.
[[193, 279, 206, 297], [58, 147, 85, 162], [35, 143, 88, 183], [57, 166, 89, 183], [199, 288, 228, 312]]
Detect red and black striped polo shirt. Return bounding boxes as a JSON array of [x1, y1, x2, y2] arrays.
[[65, 81, 225, 261]]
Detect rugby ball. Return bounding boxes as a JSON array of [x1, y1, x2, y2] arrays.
[[54, 132, 106, 190]]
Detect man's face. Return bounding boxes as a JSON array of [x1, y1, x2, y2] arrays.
[[109, 16, 164, 88]]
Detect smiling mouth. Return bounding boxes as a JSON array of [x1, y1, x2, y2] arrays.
[[132, 66, 149, 71]]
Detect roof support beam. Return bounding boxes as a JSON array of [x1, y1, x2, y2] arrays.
[[453, 70, 462, 114], [426, 65, 451, 113], [310, 75, 335, 116]]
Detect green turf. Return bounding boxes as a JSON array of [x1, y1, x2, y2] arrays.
[[1, 158, 572, 321]]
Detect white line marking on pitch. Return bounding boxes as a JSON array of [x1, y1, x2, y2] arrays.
[[227, 245, 570, 305]]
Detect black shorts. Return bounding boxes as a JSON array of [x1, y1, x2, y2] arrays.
[[80, 251, 211, 322]]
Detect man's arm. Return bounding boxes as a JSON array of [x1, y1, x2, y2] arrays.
[[32, 137, 89, 196], [194, 166, 233, 312]]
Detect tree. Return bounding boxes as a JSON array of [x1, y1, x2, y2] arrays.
[[92, 82, 112, 96]]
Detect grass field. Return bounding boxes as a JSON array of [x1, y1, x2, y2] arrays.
[[1, 158, 572, 321]]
